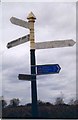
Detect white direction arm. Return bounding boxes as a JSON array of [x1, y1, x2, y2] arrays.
[[10, 17, 29, 29], [35, 39, 76, 49], [7, 34, 30, 49]]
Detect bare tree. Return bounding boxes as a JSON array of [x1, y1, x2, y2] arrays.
[[74, 99, 78, 105], [55, 92, 64, 105], [9, 98, 20, 107], [55, 97, 64, 105], [68, 99, 74, 105]]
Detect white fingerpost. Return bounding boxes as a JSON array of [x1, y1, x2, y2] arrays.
[[27, 12, 36, 49]]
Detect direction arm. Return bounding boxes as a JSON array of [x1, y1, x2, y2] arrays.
[[7, 34, 30, 49], [35, 39, 76, 49], [10, 17, 29, 29]]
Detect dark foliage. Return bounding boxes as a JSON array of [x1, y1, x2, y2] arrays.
[[0, 100, 7, 108], [2, 102, 78, 119]]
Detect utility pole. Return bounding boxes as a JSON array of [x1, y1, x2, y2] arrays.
[[27, 12, 38, 118]]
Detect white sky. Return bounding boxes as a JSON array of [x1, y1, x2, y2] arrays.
[[1, 0, 77, 2], [0, 1, 76, 105]]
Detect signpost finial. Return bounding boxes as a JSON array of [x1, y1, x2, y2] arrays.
[[27, 12, 36, 21]]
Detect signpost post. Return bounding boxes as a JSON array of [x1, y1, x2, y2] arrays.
[[27, 12, 38, 118], [7, 11, 76, 118]]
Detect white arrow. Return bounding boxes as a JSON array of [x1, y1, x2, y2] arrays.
[[35, 39, 76, 49], [7, 34, 30, 49], [10, 17, 29, 29]]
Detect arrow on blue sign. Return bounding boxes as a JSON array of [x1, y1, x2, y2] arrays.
[[32, 64, 61, 75]]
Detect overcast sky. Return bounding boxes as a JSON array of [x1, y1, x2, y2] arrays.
[[0, 2, 76, 104]]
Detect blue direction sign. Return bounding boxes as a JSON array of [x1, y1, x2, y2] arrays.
[[32, 64, 61, 75]]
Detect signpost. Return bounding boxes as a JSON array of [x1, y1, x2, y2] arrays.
[[7, 11, 76, 118], [27, 12, 38, 118]]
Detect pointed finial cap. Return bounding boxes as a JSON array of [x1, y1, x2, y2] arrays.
[[27, 12, 36, 20]]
